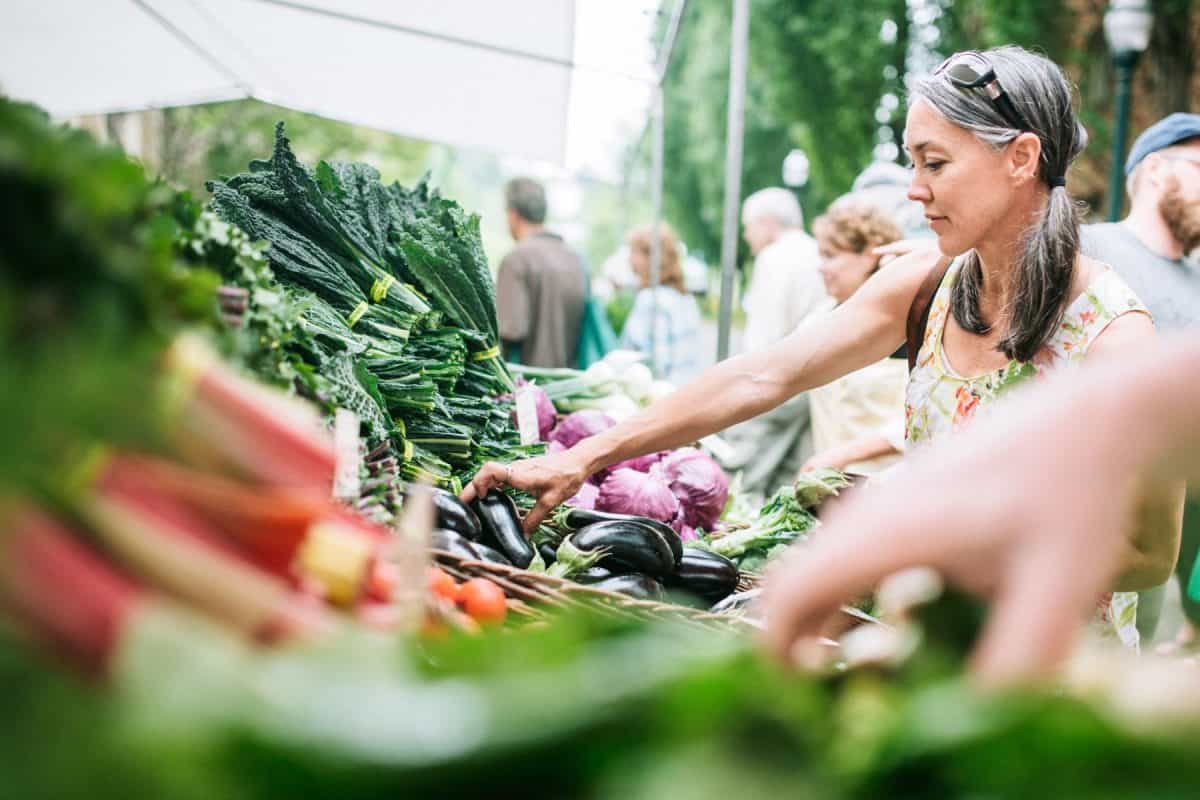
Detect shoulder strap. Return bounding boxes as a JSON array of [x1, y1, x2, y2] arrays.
[[906, 256, 953, 372]]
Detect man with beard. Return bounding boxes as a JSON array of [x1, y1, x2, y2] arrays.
[[1082, 113, 1200, 642]]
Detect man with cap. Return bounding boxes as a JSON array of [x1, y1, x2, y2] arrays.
[[1083, 113, 1200, 331], [1081, 113, 1200, 643]]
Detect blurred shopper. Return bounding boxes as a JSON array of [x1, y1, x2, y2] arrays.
[[763, 334, 1200, 685], [739, 187, 829, 353], [620, 223, 701, 384], [466, 47, 1182, 647], [721, 188, 829, 495], [496, 177, 587, 368], [802, 202, 906, 475], [1081, 113, 1200, 641]]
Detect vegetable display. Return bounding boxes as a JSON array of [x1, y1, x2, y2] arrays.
[[14, 98, 1200, 800], [204, 123, 541, 492]]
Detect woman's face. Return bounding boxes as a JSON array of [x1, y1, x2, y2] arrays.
[[903, 100, 1021, 257], [818, 244, 878, 304], [628, 244, 650, 285]]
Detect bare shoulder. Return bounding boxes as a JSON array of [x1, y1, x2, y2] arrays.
[[1074, 254, 1110, 290], [1087, 305, 1156, 361], [855, 244, 947, 314]]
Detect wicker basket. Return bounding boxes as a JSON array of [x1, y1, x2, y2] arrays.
[[432, 549, 768, 631], [431, 550, 871, 635]]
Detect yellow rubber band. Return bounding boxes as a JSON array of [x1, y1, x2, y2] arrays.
[[347, 301, 368, 328], [403, 440, 413, 462], [370, 275, 395, 302], [394, 418, 406, 437], [470, 346, 501, 362]]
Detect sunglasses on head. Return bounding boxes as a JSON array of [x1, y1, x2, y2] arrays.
[[935, 51, 1034, 133]]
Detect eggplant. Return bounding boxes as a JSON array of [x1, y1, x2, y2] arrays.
[[470, 540, 514, 567], [563, 508, 683, 567], [537, 542, 558, 566], [430, 529, 512, 567], [665, 546, 739, 603], [574, 565, 614, 582], [471, 490, 534, 569], [426, 488, 482, 540], [430, 528, 481, 561], [570, 520, 676, 578], [579, 572, 665, 600]]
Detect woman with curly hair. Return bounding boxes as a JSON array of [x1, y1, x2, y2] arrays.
[[802, 202, 907, 474]]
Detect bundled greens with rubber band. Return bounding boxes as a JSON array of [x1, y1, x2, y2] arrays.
[[204, 123, 530, 491]]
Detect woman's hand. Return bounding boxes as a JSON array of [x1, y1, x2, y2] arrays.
[[872, 238, 938, 266], [801, 448, 852, 474], [461, 449, 592, 532]]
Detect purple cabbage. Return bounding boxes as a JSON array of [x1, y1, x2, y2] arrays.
[[596, 468, 679, 524], [590, 450, 669, 486], [549, 410, 615, 450], [566, 481, 599, 510], [660, 448, 729, 531]]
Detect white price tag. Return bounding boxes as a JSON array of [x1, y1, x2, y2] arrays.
[[332, 408, 361, 502], [515, 385, 540, 446]]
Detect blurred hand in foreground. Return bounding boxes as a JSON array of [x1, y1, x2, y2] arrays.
[[763, 336, 1200, 686]]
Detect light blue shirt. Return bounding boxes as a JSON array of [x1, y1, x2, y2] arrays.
[[620, 286, 702, 384]]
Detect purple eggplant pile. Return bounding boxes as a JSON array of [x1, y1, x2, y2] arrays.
[[424, 488, 740, 609]]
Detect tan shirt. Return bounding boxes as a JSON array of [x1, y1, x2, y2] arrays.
[[808, 303, 907, 474], [496, 232, 587, 368]]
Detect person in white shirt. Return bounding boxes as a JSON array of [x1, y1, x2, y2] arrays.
[[739, 188, 830, 352], [803, 201, 907, 475], [721, 188, 830, 496]]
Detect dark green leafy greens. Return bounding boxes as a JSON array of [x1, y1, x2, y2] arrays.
[[205, 123, 531, 489]]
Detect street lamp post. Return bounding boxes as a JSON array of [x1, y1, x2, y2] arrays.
[[1103, 0, 1154, 221]]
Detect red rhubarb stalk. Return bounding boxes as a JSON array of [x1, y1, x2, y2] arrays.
[[0, 506, 143, 677]]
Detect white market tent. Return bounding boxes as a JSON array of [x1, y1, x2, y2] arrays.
[[1, 0, 749, 363], [1, 0, 578, 164]]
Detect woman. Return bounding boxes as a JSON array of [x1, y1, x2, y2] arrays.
[[465, 47, 1182, 643], [619, 223, 702, 384], [802, 202, 907, 474]]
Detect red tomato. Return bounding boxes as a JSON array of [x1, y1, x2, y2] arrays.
[[426, 566, 459, 603], [365, 560, 398, 602], [458, 578, 507, 625]]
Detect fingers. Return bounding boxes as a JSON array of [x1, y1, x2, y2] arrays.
[[872, 239, 934, 266], [969, 534, 1116, 687], [760, 483, 957, 664], [522, 495, 560, 533], [460, 461, 507, 504]]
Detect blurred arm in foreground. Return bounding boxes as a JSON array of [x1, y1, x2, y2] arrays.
[[762, 334, 1200, 686]]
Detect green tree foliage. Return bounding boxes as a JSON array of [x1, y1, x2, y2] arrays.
[[659, 0, 1195, 254], [660, 0, 907, 265], [157, 100, 431, 197]]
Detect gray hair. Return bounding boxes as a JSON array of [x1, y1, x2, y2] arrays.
[[504, 177, 547, 224], [742, 187, 804, 229], [911, 45, 1088, 363]]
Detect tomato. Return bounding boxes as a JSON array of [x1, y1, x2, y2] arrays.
[[365, 560, 398, 602], [426, 566, 459, 603], [457, 578, 507, 625]]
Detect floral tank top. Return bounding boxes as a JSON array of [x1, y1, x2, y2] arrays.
[[905, 258, 1151, 649]]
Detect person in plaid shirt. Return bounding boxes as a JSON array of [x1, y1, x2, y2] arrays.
[[620, 223, 701, 384]]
